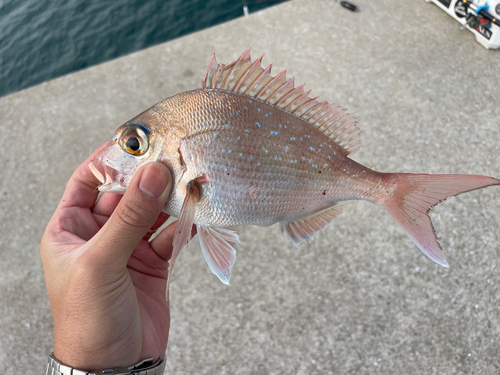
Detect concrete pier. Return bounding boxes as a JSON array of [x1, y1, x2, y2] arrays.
[[1, 0, 499, 373]]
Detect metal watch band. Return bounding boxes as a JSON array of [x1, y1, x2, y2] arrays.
[[46, 352, 166, 375]]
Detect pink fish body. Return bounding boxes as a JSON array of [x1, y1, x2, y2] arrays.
[[89, 47, 499, 285]]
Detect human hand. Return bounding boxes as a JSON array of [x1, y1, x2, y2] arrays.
[[41, 144, 189, 371]]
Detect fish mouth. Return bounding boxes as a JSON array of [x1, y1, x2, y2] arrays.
[[89, 161, 119, 192]]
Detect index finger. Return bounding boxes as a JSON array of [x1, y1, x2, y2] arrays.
[[58, 143, 108, 210]]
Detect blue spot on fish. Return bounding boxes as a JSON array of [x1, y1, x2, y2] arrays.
[[129, 122, 151, 135], [256, 122, 261, 128], [225, 124, 229, 129]]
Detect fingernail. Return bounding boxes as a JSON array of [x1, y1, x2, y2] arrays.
[[139, 164, 172, 199]]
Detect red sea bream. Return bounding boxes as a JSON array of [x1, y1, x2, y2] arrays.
[[89, 47, 499, 285]]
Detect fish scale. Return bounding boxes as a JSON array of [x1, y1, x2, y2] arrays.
[[173, 89, 372, 227], [89, 47, 500, 285]]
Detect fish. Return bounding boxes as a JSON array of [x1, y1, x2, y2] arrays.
[[89, 47, 499, 285]]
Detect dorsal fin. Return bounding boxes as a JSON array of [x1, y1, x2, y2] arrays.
[[201, 46, 361, 155]]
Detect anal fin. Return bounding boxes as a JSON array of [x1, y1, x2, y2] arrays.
[[197, 225, 240, 285], [280, 206, 342, 246]]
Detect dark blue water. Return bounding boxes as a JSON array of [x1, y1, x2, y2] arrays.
[[0, 0, 286, 98]]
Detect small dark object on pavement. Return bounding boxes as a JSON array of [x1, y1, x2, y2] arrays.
[[340, 1, 358, 12]]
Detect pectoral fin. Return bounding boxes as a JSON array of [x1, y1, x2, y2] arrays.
[[167, 180, 202, 292], [197, 225, 240, 285], [280, 206, 342, 246]]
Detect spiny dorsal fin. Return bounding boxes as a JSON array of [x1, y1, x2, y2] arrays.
[[201, 46, 361, 155]]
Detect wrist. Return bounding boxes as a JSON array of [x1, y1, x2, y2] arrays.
[[53, 327, 141, 371], [51, 269, 142, 370]]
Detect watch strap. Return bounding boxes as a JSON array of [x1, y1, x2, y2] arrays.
[[46, 352, 166, 375]]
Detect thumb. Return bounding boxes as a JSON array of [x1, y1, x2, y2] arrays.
[[91, 162, 172, 267]]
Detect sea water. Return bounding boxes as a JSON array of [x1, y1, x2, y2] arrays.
[[0, 0, 286, 98]]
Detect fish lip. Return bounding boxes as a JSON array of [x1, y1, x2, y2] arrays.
[[89, 160, 118, 191], [89, 161, 105, 184]]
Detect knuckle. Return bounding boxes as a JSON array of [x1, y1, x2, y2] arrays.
[[115, 200, 154, 229]]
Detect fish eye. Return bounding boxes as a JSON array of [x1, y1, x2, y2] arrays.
[[119, 125, 149, 156], [126, 137, 140, 151]]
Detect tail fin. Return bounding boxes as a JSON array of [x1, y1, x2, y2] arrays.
[[382, 173, 500, 267]]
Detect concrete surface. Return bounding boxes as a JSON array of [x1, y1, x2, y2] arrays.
[[1, 0, 500, 373]]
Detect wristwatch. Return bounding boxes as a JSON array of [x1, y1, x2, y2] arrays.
[[46, 352, 166, 375]]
